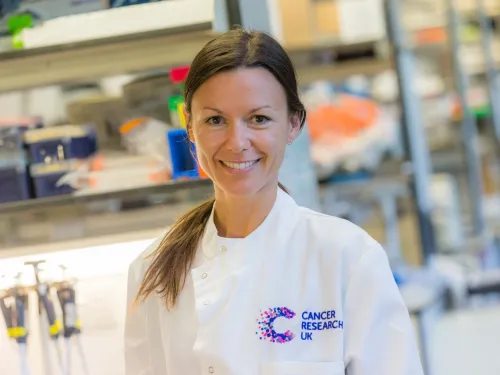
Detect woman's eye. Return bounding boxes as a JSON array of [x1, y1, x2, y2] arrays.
[[206, 116, 223, 125], [252, 115, 270, 125]]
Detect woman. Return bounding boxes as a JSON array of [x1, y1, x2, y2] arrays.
[[125, 28, 423, 375]]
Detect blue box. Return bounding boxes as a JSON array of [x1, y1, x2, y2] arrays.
[[108, 0, 160, 8], [0, 117, 43, 153], [24, 125, 97, 164], [167, 128, 199, 180], [0, 159, 31, 203], [0, 127, 25, 152], [30, 161, 78, 198]]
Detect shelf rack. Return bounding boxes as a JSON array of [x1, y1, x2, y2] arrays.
[[0, 0, 389, 258], [0, 2, 391, 220], [0, 27, 391, 94], [0, 178, 213, 215], [0, 24, 216, 93]]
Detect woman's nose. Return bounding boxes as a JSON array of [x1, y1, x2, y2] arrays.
[[226, 122, 250, 152]]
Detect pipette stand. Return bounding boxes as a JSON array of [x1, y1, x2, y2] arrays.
[[25, 261, 59, 375]]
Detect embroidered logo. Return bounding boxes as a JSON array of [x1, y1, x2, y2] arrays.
[[257, 308, 344, 343], [300, 310, 343, 341], [256, 307, 296, 344]]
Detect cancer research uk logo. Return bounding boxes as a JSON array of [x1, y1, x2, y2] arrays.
[[256, 307, 343, 343]]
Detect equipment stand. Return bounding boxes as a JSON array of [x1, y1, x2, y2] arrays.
[[384, 0, 438, 266], [477, 0, 500, 144], [447, 0, 487, 238]]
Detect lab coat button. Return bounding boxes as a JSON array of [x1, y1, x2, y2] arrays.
[[208, 366, 215, 373], [201, 272, 208, 279], [220, 246, 227, 252]]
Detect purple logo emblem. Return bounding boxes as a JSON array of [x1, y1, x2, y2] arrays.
[[256, 307, 296, 344]]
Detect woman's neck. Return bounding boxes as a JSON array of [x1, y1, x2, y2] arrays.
[[213, 184, 278, 238]]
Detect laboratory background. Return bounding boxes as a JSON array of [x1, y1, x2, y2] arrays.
[[0, 0, 500, 374]]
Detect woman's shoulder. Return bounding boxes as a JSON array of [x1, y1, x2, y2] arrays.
[[295, 206, 382, 261]]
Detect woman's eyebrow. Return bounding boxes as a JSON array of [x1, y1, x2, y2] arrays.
[[203, 106, 223, 113], [202, 105, 272, 114], [248, 105, 272, 114]]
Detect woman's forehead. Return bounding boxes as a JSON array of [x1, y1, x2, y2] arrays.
[[191, 68, 287, 111]]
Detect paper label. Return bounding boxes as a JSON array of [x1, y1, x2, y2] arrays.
[[337, 0, 386, 43]]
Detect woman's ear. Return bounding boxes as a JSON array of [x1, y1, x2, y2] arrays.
[[183, 105, 194, 141], [287, 112, 302, 144]]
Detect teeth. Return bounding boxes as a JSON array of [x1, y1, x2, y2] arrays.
[[222, 160, 257, 170]]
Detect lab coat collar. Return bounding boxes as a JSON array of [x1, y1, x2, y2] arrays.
[[200, 187, 299, 260]]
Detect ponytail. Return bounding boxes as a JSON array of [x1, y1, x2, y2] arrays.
[[136, 183, 290, 307], [136, 198, 214, 308]]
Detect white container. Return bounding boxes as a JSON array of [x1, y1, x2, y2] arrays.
[[430, 174, 464, 252], [120, 118, 172, 170]]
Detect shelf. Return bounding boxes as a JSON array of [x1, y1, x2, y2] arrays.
[[297, 58, 391, 85], [319, 175, 408, 199], [0, 21, 389, 93], [0, 227, 162, 260], [0, 24, 216, 93], [0, 178, 213, 215], [1, 177, 408, 257]]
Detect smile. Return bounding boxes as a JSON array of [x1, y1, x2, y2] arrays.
[[220, 159, 260, 172]]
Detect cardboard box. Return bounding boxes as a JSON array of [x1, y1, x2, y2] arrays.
[[278, 0, 315, 48], [122, 73, 175, 124], [279, 0, 342, 48], [66, 96, 126, 149], [278, 0, 385, 48], [315, 1, 340, 37]]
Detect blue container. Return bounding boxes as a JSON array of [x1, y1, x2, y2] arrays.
[[167, 128, 199, 180], [24, 125, 97, 164], [0, 159, 31, 203], [30, 161, 77, 198], [109, 0, 158, 7], [393, 272, 405, 287], [327, 170, 373, 184], [0, 127, 25, 152], [0, 118, 43, 153], [340, 76, 371, 98]]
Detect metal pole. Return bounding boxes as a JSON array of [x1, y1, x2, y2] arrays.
[[384, 0, 437, 267], [446, 0, 486, 237], [224, 0, 243, 27], [477, 0, 500, 143]]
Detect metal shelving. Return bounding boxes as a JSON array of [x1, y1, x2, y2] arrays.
[[0, 1, 392, 258], [385, 0, 438, 266], [0, 27, 390, 93], [0, 2, 391, 221], [0, 178, 213, 215], [0, 24, 216, 93]]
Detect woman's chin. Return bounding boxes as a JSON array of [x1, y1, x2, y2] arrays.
[[215, 179, 264, 198]]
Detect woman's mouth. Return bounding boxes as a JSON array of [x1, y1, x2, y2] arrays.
[[220, 159, 260, 173]]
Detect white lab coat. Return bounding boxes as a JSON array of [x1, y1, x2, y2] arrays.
[[125, 188, 423, 375]]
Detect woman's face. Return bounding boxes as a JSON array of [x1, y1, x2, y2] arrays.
[[188, 67, 301, 198]]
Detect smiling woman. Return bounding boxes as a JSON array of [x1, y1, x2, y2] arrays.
[[189, 68, 299, 197], [125, 27, 424, 375], [136, 27, 307, 308]]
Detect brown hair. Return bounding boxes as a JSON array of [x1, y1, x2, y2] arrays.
[[136, 27, 306, 307]]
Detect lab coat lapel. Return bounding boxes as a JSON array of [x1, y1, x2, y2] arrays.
[[240, 188, 300, 264], [197, 188, 300, 267]]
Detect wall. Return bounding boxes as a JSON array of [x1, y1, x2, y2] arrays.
[[0, 235, 157, 375]]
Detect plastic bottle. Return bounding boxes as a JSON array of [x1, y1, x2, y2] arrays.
[[168, 66, 190, 128], [168, 96, 184, 128]]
